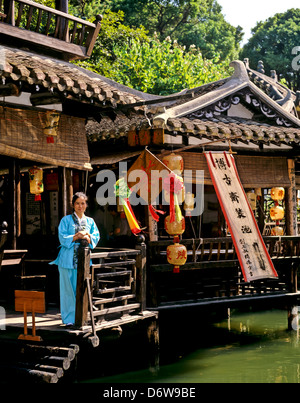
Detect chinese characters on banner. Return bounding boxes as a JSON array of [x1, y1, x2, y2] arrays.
[[205, 152, 278, 282]]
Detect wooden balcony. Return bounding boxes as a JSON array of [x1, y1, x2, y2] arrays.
[[0, 0, 102, 61], [148, 236, 300, 309]]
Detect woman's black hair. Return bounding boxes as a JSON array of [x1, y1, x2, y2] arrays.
[[72, 192, 88, 206]]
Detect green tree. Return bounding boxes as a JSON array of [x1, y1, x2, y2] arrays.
[[110, 37, 232, 95], [109, 0, 243, 61], [241, 9, 300, 91]]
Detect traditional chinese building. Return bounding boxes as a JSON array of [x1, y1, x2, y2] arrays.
[[0, 0, 158, 383], [86, 58, 300, 315]]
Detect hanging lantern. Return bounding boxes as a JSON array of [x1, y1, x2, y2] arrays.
[[165, 215, 185, 236], [28, 167, 44, 201], [270, 205, 285, 221], [270, 187, 285, 201], [162, 153, 184, 174], [271, 226, 284, 236], [42, 110, 60, 144], [167, 242, 187, 273], [184, 192, 194, 216]]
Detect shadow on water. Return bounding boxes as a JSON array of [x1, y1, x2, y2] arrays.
[[80, 308, 300, 383]]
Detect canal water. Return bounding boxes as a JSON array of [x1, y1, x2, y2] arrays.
[[82, 308, 300, 383]]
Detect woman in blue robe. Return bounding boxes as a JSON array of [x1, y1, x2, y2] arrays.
[[50, 192, 100, 326]]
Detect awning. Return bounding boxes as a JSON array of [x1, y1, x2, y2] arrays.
[[91, 150, 142, 166], [181, 152, 291, 188], [0, 106, 92, 171]]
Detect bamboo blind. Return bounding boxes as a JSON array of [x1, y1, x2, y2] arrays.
[[0, 106, 91, 171], [180, 152, 291, 188]]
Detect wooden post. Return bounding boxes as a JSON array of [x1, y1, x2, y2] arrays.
[[8, 159, 20, 249], [147, 205, 158, 242], [75, 240, 90, 328], [135, 235, 147, 312], [65, 168, 73, 215], [286, 159, 298, 235]]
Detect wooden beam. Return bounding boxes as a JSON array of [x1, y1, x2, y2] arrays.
[[0, 24, 87, 60]]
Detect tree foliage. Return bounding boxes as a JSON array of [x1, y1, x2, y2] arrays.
[[111, 37, 232, 94], [109, 0, 243, 61], [33, 0, 236, 95], [241, 9, 300, 91]]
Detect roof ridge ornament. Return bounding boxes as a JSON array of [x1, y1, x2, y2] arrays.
[[229, 60, 250, 83]]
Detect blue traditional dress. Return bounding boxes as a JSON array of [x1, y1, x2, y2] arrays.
[[50, 213, 100, 325]]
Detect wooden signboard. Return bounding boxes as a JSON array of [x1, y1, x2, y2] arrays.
[[15, 290, 45, 341]]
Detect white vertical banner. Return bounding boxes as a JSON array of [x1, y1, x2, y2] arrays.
[[205, 151, 278, 282]]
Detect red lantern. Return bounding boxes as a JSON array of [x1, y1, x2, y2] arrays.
[[167, 242, 187, 273]]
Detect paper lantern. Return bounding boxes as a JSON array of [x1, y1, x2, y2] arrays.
[[162, 153, 184, 174], [270, 205, 285, 221], [270, 187, 285, 201], [43, 110, 60, 144], [165, 215, 185, 236], [271, 226, 284, 236], [167, 242, 187, 273], [28, 167, 44, 201], [184, 192, 194, 216]]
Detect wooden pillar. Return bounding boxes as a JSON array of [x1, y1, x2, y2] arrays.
[[8, 159, 20, 249], [146, 318, 160, 373], [55, 0, 68, 13], [75, 240, 90, 328], [55, 0, 68, 40], [135, 235, 147, 312], [65, 168, 73, 215], [286, 159, 298, 235], [147, 206, 158, 242]]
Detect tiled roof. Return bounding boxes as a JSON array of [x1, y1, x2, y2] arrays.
[[87, 114, 300, 147], [0, 45, 145, 107], [86, 60, 300, 147]]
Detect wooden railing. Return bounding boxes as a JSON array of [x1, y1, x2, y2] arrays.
[[0, 0, 102, 59], [75, 237, 147, 342], [148, 236, 300, 308]]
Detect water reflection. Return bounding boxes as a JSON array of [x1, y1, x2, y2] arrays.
[[83, 309, 300, 383]]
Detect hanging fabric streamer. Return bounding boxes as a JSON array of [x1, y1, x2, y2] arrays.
[[163, 173, 184, 223], [114, 178, 141, 235], [149, 205, 165, 222]]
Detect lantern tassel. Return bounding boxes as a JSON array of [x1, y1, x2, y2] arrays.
[[149, 205, 165, 222], [35, 194, 41, 201]]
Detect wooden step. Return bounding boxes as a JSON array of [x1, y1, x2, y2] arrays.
[[95, 285, 132, 295], [92, 259, 136, 269], [92, 303, 140, 318], [95, 270, 132, 278], [93, 294, 135, 306]]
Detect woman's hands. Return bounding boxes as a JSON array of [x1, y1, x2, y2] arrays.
[[73, 230, 91, 244]]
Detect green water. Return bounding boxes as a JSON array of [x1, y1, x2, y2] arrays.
[[83, 309, 300, 384]]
